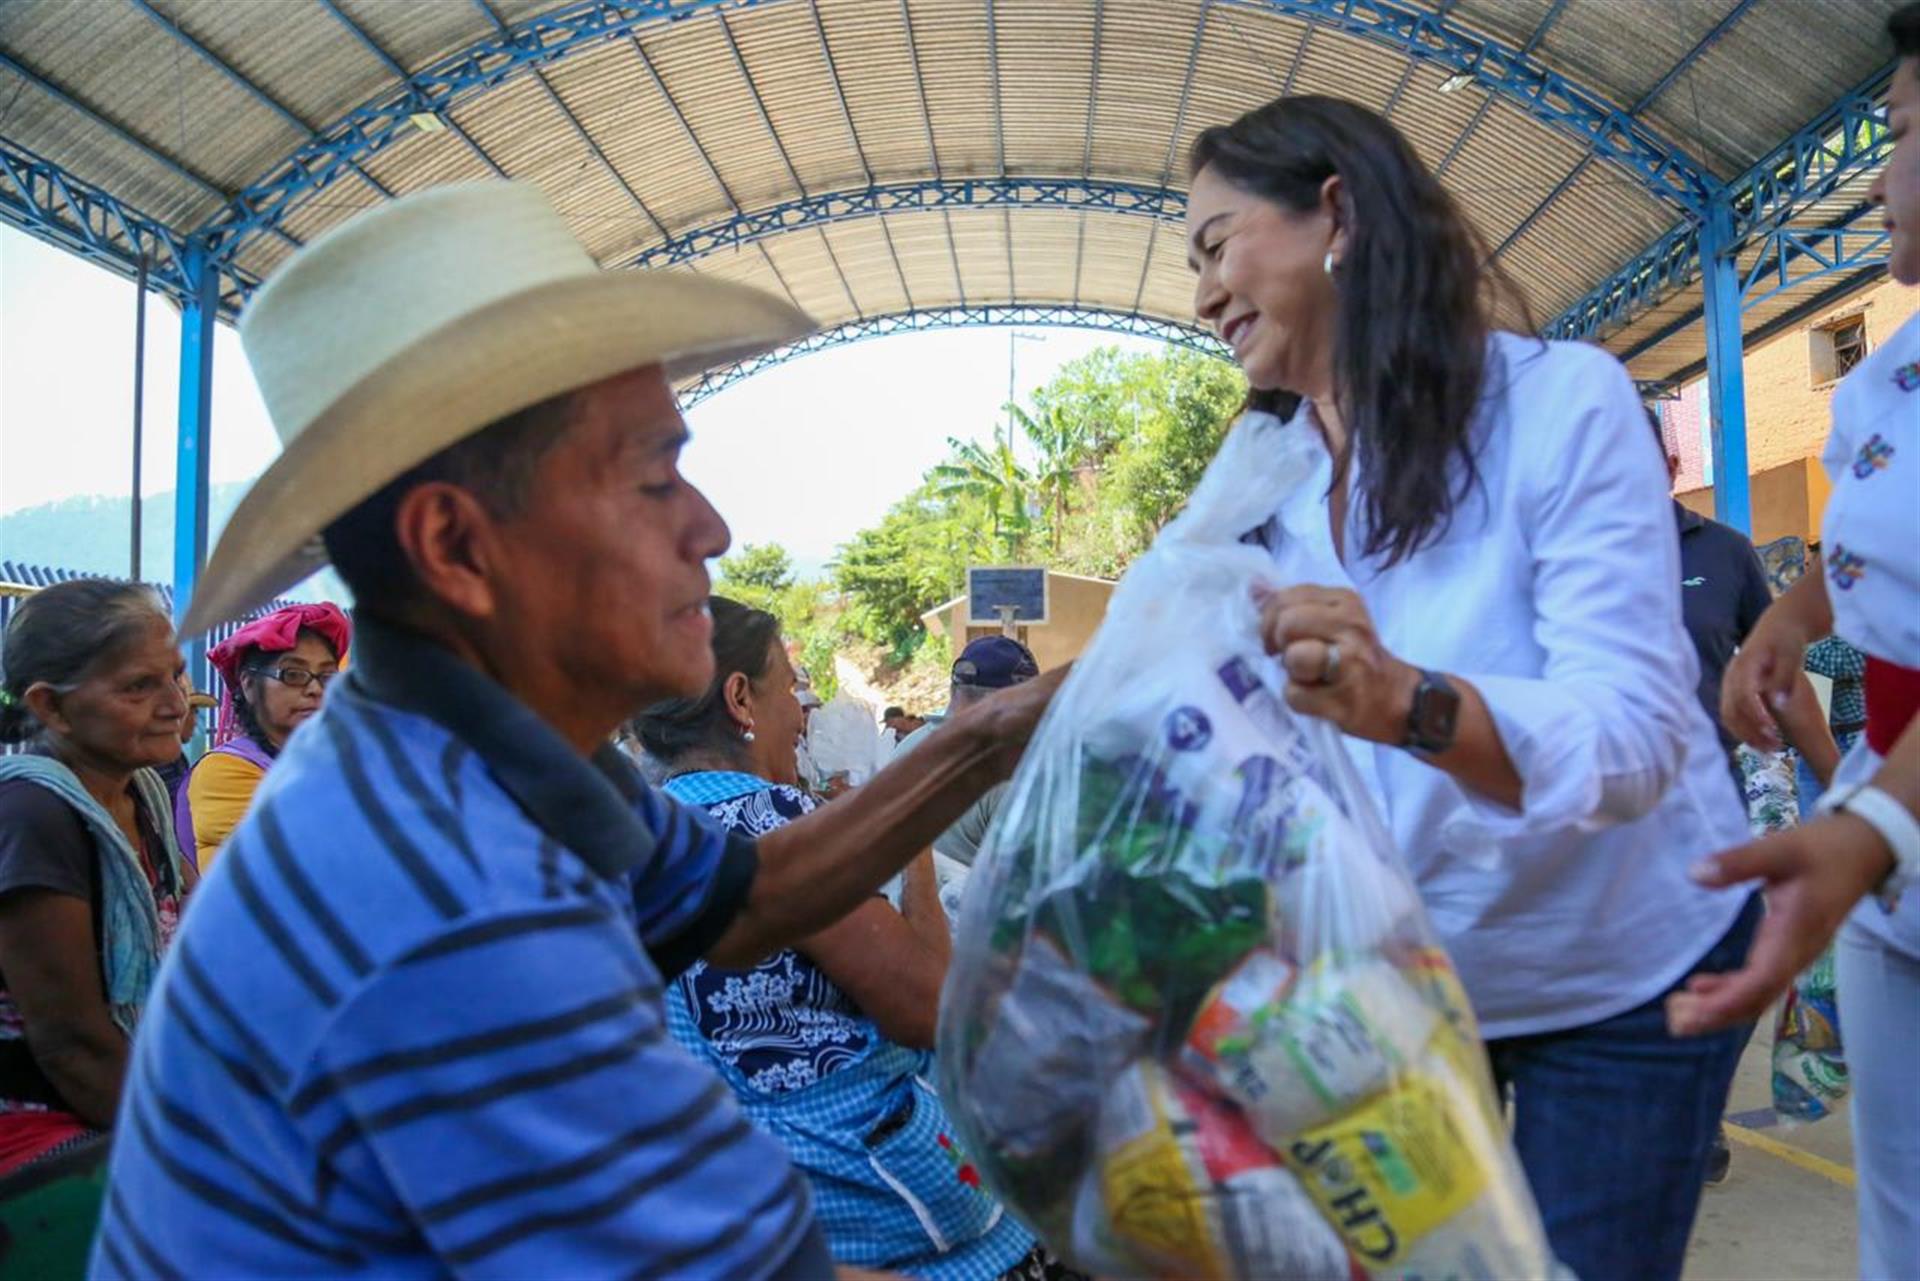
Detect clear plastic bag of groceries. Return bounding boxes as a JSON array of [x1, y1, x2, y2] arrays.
[[937, 411, 1555, 1281]]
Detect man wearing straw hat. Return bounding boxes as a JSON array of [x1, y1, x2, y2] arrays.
[[91, 184, 1059, 1279]]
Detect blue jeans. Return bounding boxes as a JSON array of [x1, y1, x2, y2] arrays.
[[1486, 894, 1761, 1281]]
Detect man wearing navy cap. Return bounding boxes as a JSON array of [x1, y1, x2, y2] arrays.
[[896, 638, 1041, 913]]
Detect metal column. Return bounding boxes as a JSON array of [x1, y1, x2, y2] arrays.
[[172, 241, 217, 681], [1699, 200, 1752, 533], [131, 257, 148, 581]]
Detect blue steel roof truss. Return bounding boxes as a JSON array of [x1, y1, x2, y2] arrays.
[[1547, 69, 1895, 346], [1491, 0, 1760, 263], [0, 0, 1893, 388], [679, 305, 1229, 406], [0, 137, 254, 308], [186, 0, 1725, 277], [627, 177, 1187, 269]]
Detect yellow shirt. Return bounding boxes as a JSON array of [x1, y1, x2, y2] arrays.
[[186, 751, 266, 869]]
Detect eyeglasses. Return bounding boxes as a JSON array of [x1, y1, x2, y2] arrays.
[[254, 666, 337, 691]]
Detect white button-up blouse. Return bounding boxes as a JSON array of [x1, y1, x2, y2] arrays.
[[1824, 309, 1920, 959], [1254, 332, 1751, 1038]]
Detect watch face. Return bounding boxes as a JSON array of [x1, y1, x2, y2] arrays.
[[1412, 673, 1461, 751]]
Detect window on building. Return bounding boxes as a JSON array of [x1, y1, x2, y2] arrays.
[[1811, 316, 1869, 385]]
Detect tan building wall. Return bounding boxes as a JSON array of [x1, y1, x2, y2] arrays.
[[1741, 281, 1918, 479], [922, 571, 1116, 671], [1662, 277, 1917, 543], [1675, 456, 1830, 547]]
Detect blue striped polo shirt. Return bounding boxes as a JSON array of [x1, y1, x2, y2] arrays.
[[91, 616, 831, 1280]]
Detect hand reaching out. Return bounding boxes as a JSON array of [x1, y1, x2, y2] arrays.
[[1666, 814, 1893, 1037]]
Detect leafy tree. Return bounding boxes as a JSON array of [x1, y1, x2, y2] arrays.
[[1104, 351, 1247, 537], [713, 541, 838, 698], [1009, 401, 1091, 554], [832, 484, 979, 657], [830, 343, 1245, 657], [716, 543, 794, 603], [928, 438, 1036, 561]]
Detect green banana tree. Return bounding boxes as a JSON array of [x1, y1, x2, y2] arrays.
[[929, 436, 1035, 560], [1007, 401, 1092, 555]]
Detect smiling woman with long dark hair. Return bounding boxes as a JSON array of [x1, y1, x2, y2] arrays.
[[1186, 95, 1757, 1281]]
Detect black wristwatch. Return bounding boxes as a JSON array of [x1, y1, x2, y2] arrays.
[[1403, 669, 1460, 757]]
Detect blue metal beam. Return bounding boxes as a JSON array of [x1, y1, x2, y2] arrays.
[[192, 0, 750, 260], [678, 305, 1229, 407], [0, 50, 304, 257], [1381, 0, 1453, 119], [714, 10, 861, 316], [201, 0, 1718, 280], [1222, 0, 1716, 213], [1547, 65, 1895, 344], [1492, 0, 1758, 263], [1136, 0, 1211, 312], [627, 177, 1185, 270], [172, 240, 217, 659], [896, 0, 966, 307], [1699, 203, 1750, 532], [463, 0, 671, 241], [0, 49, 226, 204], [1435, 0, 1568, 178], [128, 0, 395, 204], [620, 23, 801, 312], [0, 138, 256, 309], [1742, 219, 1891, 311], [985, 0, 1017, 301], [1073, 0, 1104, 305], [313, 0, 508, 179]]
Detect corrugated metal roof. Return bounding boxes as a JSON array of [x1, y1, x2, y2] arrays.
[[0, 0, 1905, 390]]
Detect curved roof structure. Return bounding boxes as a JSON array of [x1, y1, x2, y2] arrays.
[[0, 0, 1902, 402]]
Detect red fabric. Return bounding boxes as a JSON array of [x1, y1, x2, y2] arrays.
[[205, 604, 351, 745], [0, 1110, 91, 1178], [1865, 656, 1920, 758]]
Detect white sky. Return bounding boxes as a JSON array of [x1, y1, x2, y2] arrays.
[[0, 224, 1161, 580]]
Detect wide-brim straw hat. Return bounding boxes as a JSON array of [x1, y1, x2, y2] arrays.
[[182, 182, 814, 634]]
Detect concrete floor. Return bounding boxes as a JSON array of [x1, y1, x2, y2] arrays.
[[1683, 1016, 1858, 1280]]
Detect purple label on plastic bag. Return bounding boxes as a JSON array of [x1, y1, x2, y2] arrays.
[[1217, 655, 1263, 703], [1165, 706, 1213, 752], [1236, 755, 1278, 823]]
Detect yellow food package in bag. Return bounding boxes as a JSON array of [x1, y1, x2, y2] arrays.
[[1285, 1068, 1492, 1274], [1099, 1065, 1231, 1279]]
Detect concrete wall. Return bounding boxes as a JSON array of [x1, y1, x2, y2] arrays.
[[1675, 455, 1830, 547], [924, 572, 1116, 670], [1659, 278, 1919, 542]]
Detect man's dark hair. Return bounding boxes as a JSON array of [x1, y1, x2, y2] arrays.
[[1894, 3, 1920, 66], [322, 390, 581, 611], [635, 597, 782, 764], [882, 705, 905, 721]]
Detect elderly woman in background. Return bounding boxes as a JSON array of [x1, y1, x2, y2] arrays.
[[638, 597, 1064, 1281], [0, 580, 196, 1175], [183, 602, 349, 867]]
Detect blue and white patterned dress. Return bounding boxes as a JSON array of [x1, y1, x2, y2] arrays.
[[661, 771, 1035, 1280]]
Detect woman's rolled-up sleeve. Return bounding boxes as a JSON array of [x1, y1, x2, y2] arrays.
[[1455, 347, 1702, 838]]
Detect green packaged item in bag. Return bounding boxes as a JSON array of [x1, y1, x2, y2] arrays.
[[1771, 945, 1849, 1122]]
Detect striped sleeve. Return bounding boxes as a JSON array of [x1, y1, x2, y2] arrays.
[[305, 904, 814, 1280], [627, 788, 758, 978]]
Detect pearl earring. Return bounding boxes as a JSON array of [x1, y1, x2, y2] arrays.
[[742, 726, 756, 743], [1322, 250, 1336, 276]]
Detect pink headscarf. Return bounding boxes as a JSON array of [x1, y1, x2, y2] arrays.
[[206, 603, 352, 745]]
